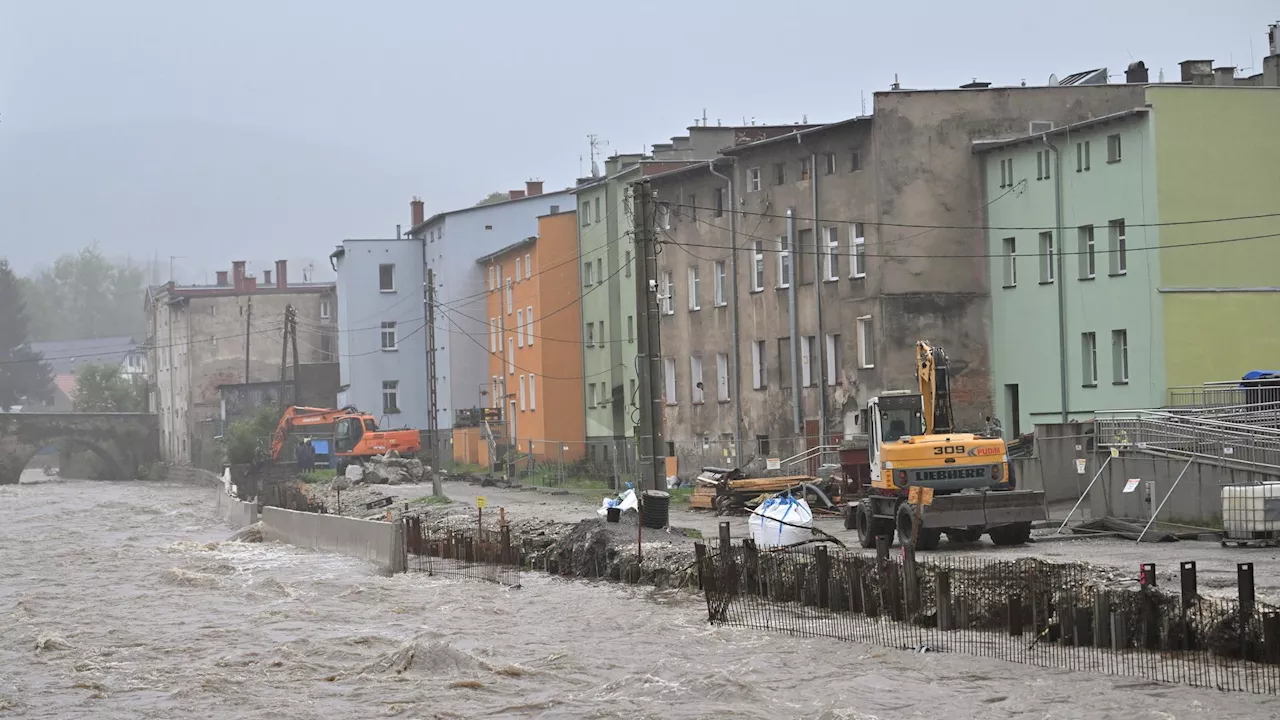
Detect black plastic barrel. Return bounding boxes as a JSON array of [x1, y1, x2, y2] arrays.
[[640, 490, 670, 529], [605, 506, 621, 523]]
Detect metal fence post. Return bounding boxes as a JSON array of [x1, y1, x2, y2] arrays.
[[936, 570, 952, 631]]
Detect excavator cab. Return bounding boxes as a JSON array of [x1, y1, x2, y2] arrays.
[[334, 416, 363, 455]]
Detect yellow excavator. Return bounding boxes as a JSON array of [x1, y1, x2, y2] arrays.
[[845, 341, 1046, 550]]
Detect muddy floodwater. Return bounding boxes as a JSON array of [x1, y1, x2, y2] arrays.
[[2, 477, 1277, 719]]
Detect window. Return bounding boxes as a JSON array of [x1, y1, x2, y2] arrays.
[[774, 163, 786, 186], [627, 315, 634, 342], [850, 151, 862, 172], [757, 435, 771, 455], [659, 204, 671, 230], [1112, 330, 1129, 384], [491, 376, 500, 408], [660, 270, 674, 315], [1108, 219, 1127, 275], [529, 374, 536, 410], [505, 278, 513, 313], [379, 264, 395, 291], [629, 378, 636, 407], [585, 321, 595, 346], [714, 188, 725, 217], [1036, 151, 1043, 181], [488, 266, 496, 291], [778, 337, 792, 388], [716, 353, 730, 402], [1076, 141, 1092, 172], [824, 226, 839, 280], [1001, 237, 1017, 287], [382, 381, 399, 413], [489, 318, 498, 352], [583, 261, 592, 286], [507, 338, 514, 375], [687, 194, 697, 223], [824, 153, 837, 175], [998, 158, 1015, 188], [752, 241, 765, 291], [1107, 134, 1122, 163], [589, 382, 598, 407], [519, 375, 526, 411], [751, 340, 767, 389], [598, 320, 606, 347], [713, 261, 727, 306], [320, 300, 331, 320], [380, 321, 398, 350], [801, 335, 816, 387], [856, 316, 875, 368], [1078, 225, 1095, 279], [516, 309, 524, 347], [825, 333, 841, 386], [624, 250, 632, 277], [664, 357, 677, 404], [582, 202, 591, 225], [594, 196, 602, 223], [690, 356, 704, 404], [1039, 232, 1055, 283], [525, 306, 534, 345], [524, 254, 532, 279], [1081, 332, 1098, 386], [596, 258, 603, 286], [515, 256, 522, 281], [777, 235, 791, 288], [688, 266, 701, 311], [748, 167, 761, 191], [799, 158, 811, 181], [850, 223, 866, 279]]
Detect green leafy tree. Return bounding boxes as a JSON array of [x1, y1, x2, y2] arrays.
[[72, 364, 146, 412], [0, 259, 54, 409], [223, 404, 282, 464], [20, 244, 147, 341], [474, 191, 510, 206]]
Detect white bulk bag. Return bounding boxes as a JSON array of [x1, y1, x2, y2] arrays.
[[748, 495, 813, 547]]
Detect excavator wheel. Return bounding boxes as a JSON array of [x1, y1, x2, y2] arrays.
[[843, 504, 857, 531], [897, 503, 941, 551], [945, 528, 984, 545], [856, 502, 895, 549], [988, 522, 1033, 547]]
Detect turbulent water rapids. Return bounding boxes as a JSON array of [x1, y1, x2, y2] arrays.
[[2, 477, 1278, 719]]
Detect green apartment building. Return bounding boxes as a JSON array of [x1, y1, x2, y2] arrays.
[[981, 85, 1280, 433], [977, 83, 1280, 430]]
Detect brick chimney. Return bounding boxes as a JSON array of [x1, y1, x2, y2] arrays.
[[262, 269, 272, 286], [525, 180, 544, 196], [410, 196, 425, 227], [275, 260, 288, 289], [215, 270, 229, 286], [1125, 61, 1149, 84], [509, 189, 526, 200], [244, 275, 258, 291], [232, 261, 247, 291]]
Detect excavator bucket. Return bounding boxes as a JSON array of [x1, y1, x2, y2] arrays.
[[919, 490, 1047, 529]]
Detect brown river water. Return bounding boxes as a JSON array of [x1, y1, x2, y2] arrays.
[[2, 476, 1277, 719]]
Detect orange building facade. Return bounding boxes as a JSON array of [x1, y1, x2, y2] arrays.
[[469, 209, 585, 464]]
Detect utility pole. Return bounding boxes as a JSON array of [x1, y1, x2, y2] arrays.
[[244, 296, 253, 383], [279, 304, 290, 403], [425, 269, 439, 467], [633, 178, 666, 492], [289, 307, 301, 405]]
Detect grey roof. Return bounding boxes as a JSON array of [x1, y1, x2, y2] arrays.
[[971, 108, 1148, 154], [30, 336, 142, 375]]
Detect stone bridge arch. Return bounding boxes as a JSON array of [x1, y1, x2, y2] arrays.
[[0, 413, 160, 485]]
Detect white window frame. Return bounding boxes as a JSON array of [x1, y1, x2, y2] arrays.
[[1109, 219, 1128, 275], [824, 226, 839, 281], [583, 261, 592, 286], [488, 266, 495, 291], [627, 315, 634, 343], [1107, 133, 1122, 163], [525, 305, 534, 345], [850, 223, 866, 279], [690, 356, 704, 404], [624, 249, 632, 278], [1112, 329, 1129, 384], [659, 204, 671, 230], [825, 333, 840, 386], [856, 315, 875, 369], [687, 265, 700, 311], [748, 167, 761, 192], [1078, 225, 1095, 280], [524, 253, 532, 279], [505, 278, 513, 313], [381, 380, 399, 413], [716, 353, 730, 402], [752, 241, 765, 291], [596, 258, 603, 286], [379, 263, 396, 292], [588, 382, 598, 408], [519, 375, 526, 411], [585, 321, 595, 346], [1002, 237, 1017, 288], [777, 234, 791, 288], [751, 340, 766, 390], [713, 261, 727, 307], [515, 256, 522, 282], [660, 270, 674, 315], [599, 319, 606, 347], [507, 338, 515, 375], [529, 373, 536, 410], [664, 357, 677, 405], [489, 318, 498, 352], [800, 335, 814, 387], [1082, 332, 1098, 387], [516, 309, 524, 347], [1039, 232, 1055, 283], [380, 321, 398, 351], [320, 299, 331, 320]]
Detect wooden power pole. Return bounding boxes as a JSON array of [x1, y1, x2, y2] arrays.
[[632, 178, 666, 492], [425, 268, 439, 467], [244, 296, 253, 383]]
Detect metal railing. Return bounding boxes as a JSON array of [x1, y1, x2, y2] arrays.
[[1095, 408, 1280, 473], [780, 444, 840, 474], [1169, 380, 1280, 408]]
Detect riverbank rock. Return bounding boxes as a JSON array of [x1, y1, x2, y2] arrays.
[[361, 454, 426, 486]]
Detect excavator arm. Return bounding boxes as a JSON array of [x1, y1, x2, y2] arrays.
[[916, 341, 955, 436]]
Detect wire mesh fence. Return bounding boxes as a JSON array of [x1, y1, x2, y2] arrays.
[[699, 539, 1280, 695], [403, 515, 523, 587]]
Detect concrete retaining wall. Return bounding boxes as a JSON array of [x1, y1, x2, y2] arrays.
[[164, 464, 224, 488], [261, 506, 405, 572], [215, 489, 259, 527], [1086, 453, 1280, 525]]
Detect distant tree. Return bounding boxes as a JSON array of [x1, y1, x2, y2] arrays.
[[0, 259, 54, 409], [222, 404, 282, 465], [474, 191, 511, 206], [72, 364, 146, 412], [20, 244, 148, 342]]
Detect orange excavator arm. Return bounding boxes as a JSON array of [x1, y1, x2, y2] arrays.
[[270, 406, 348, 461]]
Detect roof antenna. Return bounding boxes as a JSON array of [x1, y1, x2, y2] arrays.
[[891, 73, 901, 90], [860, 90, 866, 115]]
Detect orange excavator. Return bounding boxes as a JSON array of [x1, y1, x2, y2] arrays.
[[270, 406, 421, 472]]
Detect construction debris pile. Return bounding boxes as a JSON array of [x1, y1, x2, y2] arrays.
[[690, 466, 842, 517], [344, 452, 428, 486]]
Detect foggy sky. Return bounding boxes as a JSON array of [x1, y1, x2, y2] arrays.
[[1, 0, 1273, 282]]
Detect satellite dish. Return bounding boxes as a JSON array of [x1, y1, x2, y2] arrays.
[[1048, 73, 1059, 86]]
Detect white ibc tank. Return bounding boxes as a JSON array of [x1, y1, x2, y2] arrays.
[[748, 496, 814, 548], [1221, 483, 1280, 535]]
